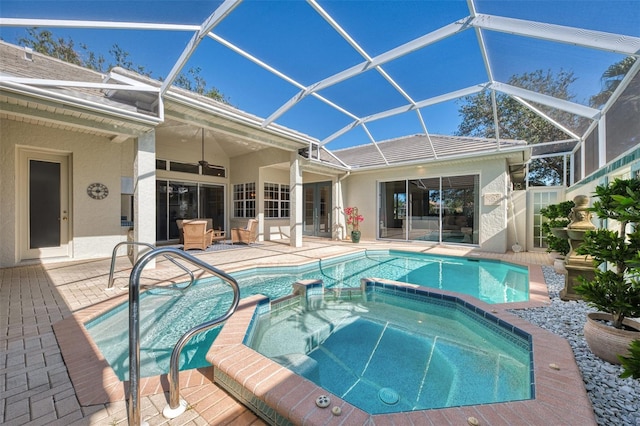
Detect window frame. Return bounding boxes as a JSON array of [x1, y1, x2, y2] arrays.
[[233, 182, 256, 218], [264, 182, 290, 218]]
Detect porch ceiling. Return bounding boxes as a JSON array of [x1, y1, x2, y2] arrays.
[[156, 117, 270, 158]]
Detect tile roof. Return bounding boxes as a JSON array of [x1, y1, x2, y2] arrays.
[[332, 134, 528, 169]]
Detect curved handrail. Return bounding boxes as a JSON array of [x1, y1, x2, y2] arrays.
[[107, 241, 195, 291], [127, 247, 240, 425]]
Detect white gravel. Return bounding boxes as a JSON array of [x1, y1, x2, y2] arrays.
[[509, 266, 640, 426]]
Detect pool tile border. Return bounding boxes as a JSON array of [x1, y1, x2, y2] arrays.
[[207, 283, 596, 426], [51, 257, 594, 425], [52, 292, 212, 406]]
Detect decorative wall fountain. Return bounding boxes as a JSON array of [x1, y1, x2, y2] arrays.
[[561, 195, 596, 301]]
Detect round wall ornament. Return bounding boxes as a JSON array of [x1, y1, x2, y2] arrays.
[[87, 182, 109, 200]]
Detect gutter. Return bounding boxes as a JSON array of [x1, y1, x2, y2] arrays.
[[343, 145, 531, 173], [0, 79, 163, 126]]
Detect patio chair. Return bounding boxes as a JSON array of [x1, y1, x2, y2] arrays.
[[182, 221, 213, 250], [176, 218, 213, 244], [231, 219, 258, 245]]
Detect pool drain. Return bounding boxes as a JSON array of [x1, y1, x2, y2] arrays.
[[378, 387, 399, 405]]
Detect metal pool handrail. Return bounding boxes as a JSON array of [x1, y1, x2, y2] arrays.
[[127, 247, 240, 426], [107, 241, 195, 291]]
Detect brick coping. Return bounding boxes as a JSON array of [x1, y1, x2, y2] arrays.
[[207, 289, 596, 425], [52, 256, 593, 424]]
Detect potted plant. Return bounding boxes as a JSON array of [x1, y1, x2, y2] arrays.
[[540, 200, 575, 258], [540, 200, 575, 274], [575, 178, 640, 364], [344, 206, 364, 243]]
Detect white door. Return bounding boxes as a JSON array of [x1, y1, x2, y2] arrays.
[[19, 149, 71, 260], [526, 187, 564, 252]]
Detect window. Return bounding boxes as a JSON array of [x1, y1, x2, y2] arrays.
[[234, 182, 255, 218], [264, 183, 290, 218], [156, 158, 226, 178], [202, 165, 225, 177]]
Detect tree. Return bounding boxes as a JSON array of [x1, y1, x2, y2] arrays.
[[590, 57, 636, 108], [456, 69, 581, 186], [15, 28, 228, 103], [18, 28, 84, 66], [173, 66, 228, 103]]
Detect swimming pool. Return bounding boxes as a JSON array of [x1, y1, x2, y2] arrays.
[[245, 281, 532, 414], [86, 250, 528, 379]]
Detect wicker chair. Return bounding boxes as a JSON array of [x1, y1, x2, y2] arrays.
[[182, 221, 213, 250], [231, 219, 259, 245], [176, 218, 213, 244]]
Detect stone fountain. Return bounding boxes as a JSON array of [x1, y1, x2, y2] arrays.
[[560, 195, 596, 301]]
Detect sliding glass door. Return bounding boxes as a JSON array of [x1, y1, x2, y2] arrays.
[[441, 175, 479, 244], [379, 175, 479, 245], [156, 180, 225, 241], [379, 180, 406, 239], [407, 178, 441, 242]]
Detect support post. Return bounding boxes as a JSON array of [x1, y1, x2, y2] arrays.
[[133, 130, 156, 267], [290, 151, 303, 247]]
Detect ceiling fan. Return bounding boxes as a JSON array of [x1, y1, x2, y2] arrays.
[[199, 128, 210, 168], [198, 129, 225, 177]]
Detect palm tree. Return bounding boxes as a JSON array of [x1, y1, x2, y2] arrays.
[[590, 57, 637, 108]]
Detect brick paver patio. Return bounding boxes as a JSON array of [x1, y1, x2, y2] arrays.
[[2, 238, 590, 425]]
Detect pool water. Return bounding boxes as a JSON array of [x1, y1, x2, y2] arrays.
[[86, 250, 528, 380], [248, 289, 532, 414], [234, 250, 528, 304]]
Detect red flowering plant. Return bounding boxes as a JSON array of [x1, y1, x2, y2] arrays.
[[344, 206, 364, 232]]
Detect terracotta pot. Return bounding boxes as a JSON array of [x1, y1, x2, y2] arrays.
[[583, 312, 640, 364]]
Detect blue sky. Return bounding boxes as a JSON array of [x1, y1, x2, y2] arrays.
[[1, 1, 638, 149]]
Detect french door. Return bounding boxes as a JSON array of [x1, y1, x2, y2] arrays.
[[303, 182, 332, 237], [19, 150, 71, 260]]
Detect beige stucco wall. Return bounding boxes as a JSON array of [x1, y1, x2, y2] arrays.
[[508, 189, 527, 251], [229, 148, 292, 237], [0, 119, 129, 266], [261, 167, 291, 240], [342, 157, 511, 253], [156, 134, 230, 170]]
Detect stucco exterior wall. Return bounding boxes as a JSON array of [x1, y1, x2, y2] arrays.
[[229, 148, 291, 234], [261, 167, 291, 240], [156, 135, 230, 170], [508, 189, 527, 252], [0, 119, 128, 266], [342, 157, 510, 253]]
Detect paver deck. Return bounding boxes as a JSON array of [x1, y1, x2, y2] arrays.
[[0, 238, 594, 425]]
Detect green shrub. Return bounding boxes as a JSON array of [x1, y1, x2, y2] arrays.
[[575, 178, 640, 329], [619, 339, 640, 379], [540, 200, 575, 255]]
